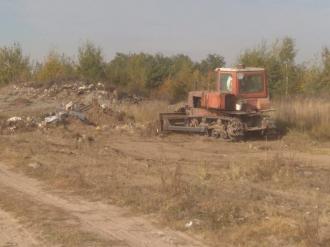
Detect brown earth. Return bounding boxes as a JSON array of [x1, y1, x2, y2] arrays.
[[1, 83, 330, 246], [0, 207, 39, 247], [0, 165, 204, 247]]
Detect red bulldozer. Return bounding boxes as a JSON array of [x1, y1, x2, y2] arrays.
[[160, 65, 276, 141]]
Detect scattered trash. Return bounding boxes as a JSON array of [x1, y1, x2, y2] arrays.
[[184, 219, 202, 229], [45, 115, 61, 124], [78, 85, 88, 94], [69, 111, 89, 124], [97, 82, 105, 89], [1, 81, 147, 135], [28, 162, 42, 169], [65, 101, 74, 111], [87, 84, 95, 90], [100, 104, 109, 111], [7, 116, 22, 123], [3, 116, 38, 134], [115, 123, 135, 133], [185, 221, 193, 228]]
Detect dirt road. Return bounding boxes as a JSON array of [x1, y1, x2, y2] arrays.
[[0, 208, 39, 247], [0, 164, 205, 247]]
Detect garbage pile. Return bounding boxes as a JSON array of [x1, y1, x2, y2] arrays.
[[2, 101, 95, 133], [9, 81, 146, 107], [1, 81, 148, 135], [1, 116, 38, 134], [11, 81, 109, 101], [42, 101, 92, 126], [1, 99, 135, 135]]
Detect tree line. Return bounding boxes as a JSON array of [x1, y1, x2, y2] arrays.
[[0, 38, 329, 101]]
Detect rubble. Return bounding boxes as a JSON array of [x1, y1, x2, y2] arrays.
[[184, 219, 202, 229], [65, 101, 74, 111], [9, 81, 143, 108], [7, 116, 22, 123], [68, 111, 89, 124], [43, 107, 90, 126], [1, 81, 148, 135], [2, 116, 38, 134], [44, 115, 62, 124], [78, 85, 88, 94], [97, 82, 105, 89]]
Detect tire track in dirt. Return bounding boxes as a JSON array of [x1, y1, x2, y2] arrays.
[[0, 165, 206, 247]]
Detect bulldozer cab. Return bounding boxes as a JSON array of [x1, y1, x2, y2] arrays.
[[216, 66, 268, 99]]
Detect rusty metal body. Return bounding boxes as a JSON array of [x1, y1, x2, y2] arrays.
[[160, 66, 276, 140]]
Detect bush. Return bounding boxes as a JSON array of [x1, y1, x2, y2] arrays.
[[0, 43, 30, 85], [34, 51, 76, 83], [77, 41, 106, 82]]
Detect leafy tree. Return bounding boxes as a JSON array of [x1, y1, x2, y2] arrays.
[[106, 53, 171, 95], [274, 37, 297, 95], [0, 43, 30, 85], [319, 47, 330, 91], [196, 54, 226, 90], [105, 53, 130, 86], [35, 51, 75, 82], [296, 63, 321, 94], [277, 37, 296, 64], [164, 55, 195, 101], [77, 41, 105, 82], [238, 37, 298, 96], [107, 53, 191, 99], [145, 54, 172, 89], [106, 53, 226, 100], [198, 54, 226, 74]]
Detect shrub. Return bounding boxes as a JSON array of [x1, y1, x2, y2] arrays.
[[0, 43, 30, 85], [77, 41, 106, 82], [34, 51, 76, 83]]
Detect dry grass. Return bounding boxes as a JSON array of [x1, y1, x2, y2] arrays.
[[2, 95, 330, 246], [3, 127, 329, 246], [274, 97, 330, 140], [115, 100, 169, 123], [225, 153, 300, 186]]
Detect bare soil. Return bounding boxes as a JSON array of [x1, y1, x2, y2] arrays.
[[0, 165, 204, 247], [0, 207, 39, 247]]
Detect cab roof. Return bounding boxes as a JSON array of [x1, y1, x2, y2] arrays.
[[215, 67, 265, 72]]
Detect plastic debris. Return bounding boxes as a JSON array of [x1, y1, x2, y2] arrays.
[[44, 115, 60, 124], [7, 116, 22, 123], [65, 101, 74, 111]]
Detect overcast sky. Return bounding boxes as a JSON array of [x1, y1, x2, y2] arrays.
[[1, 0, 329, 64]]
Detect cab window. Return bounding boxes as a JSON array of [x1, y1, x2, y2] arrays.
[[220, 74, 232, 93], [238, 74, 264, 94]]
